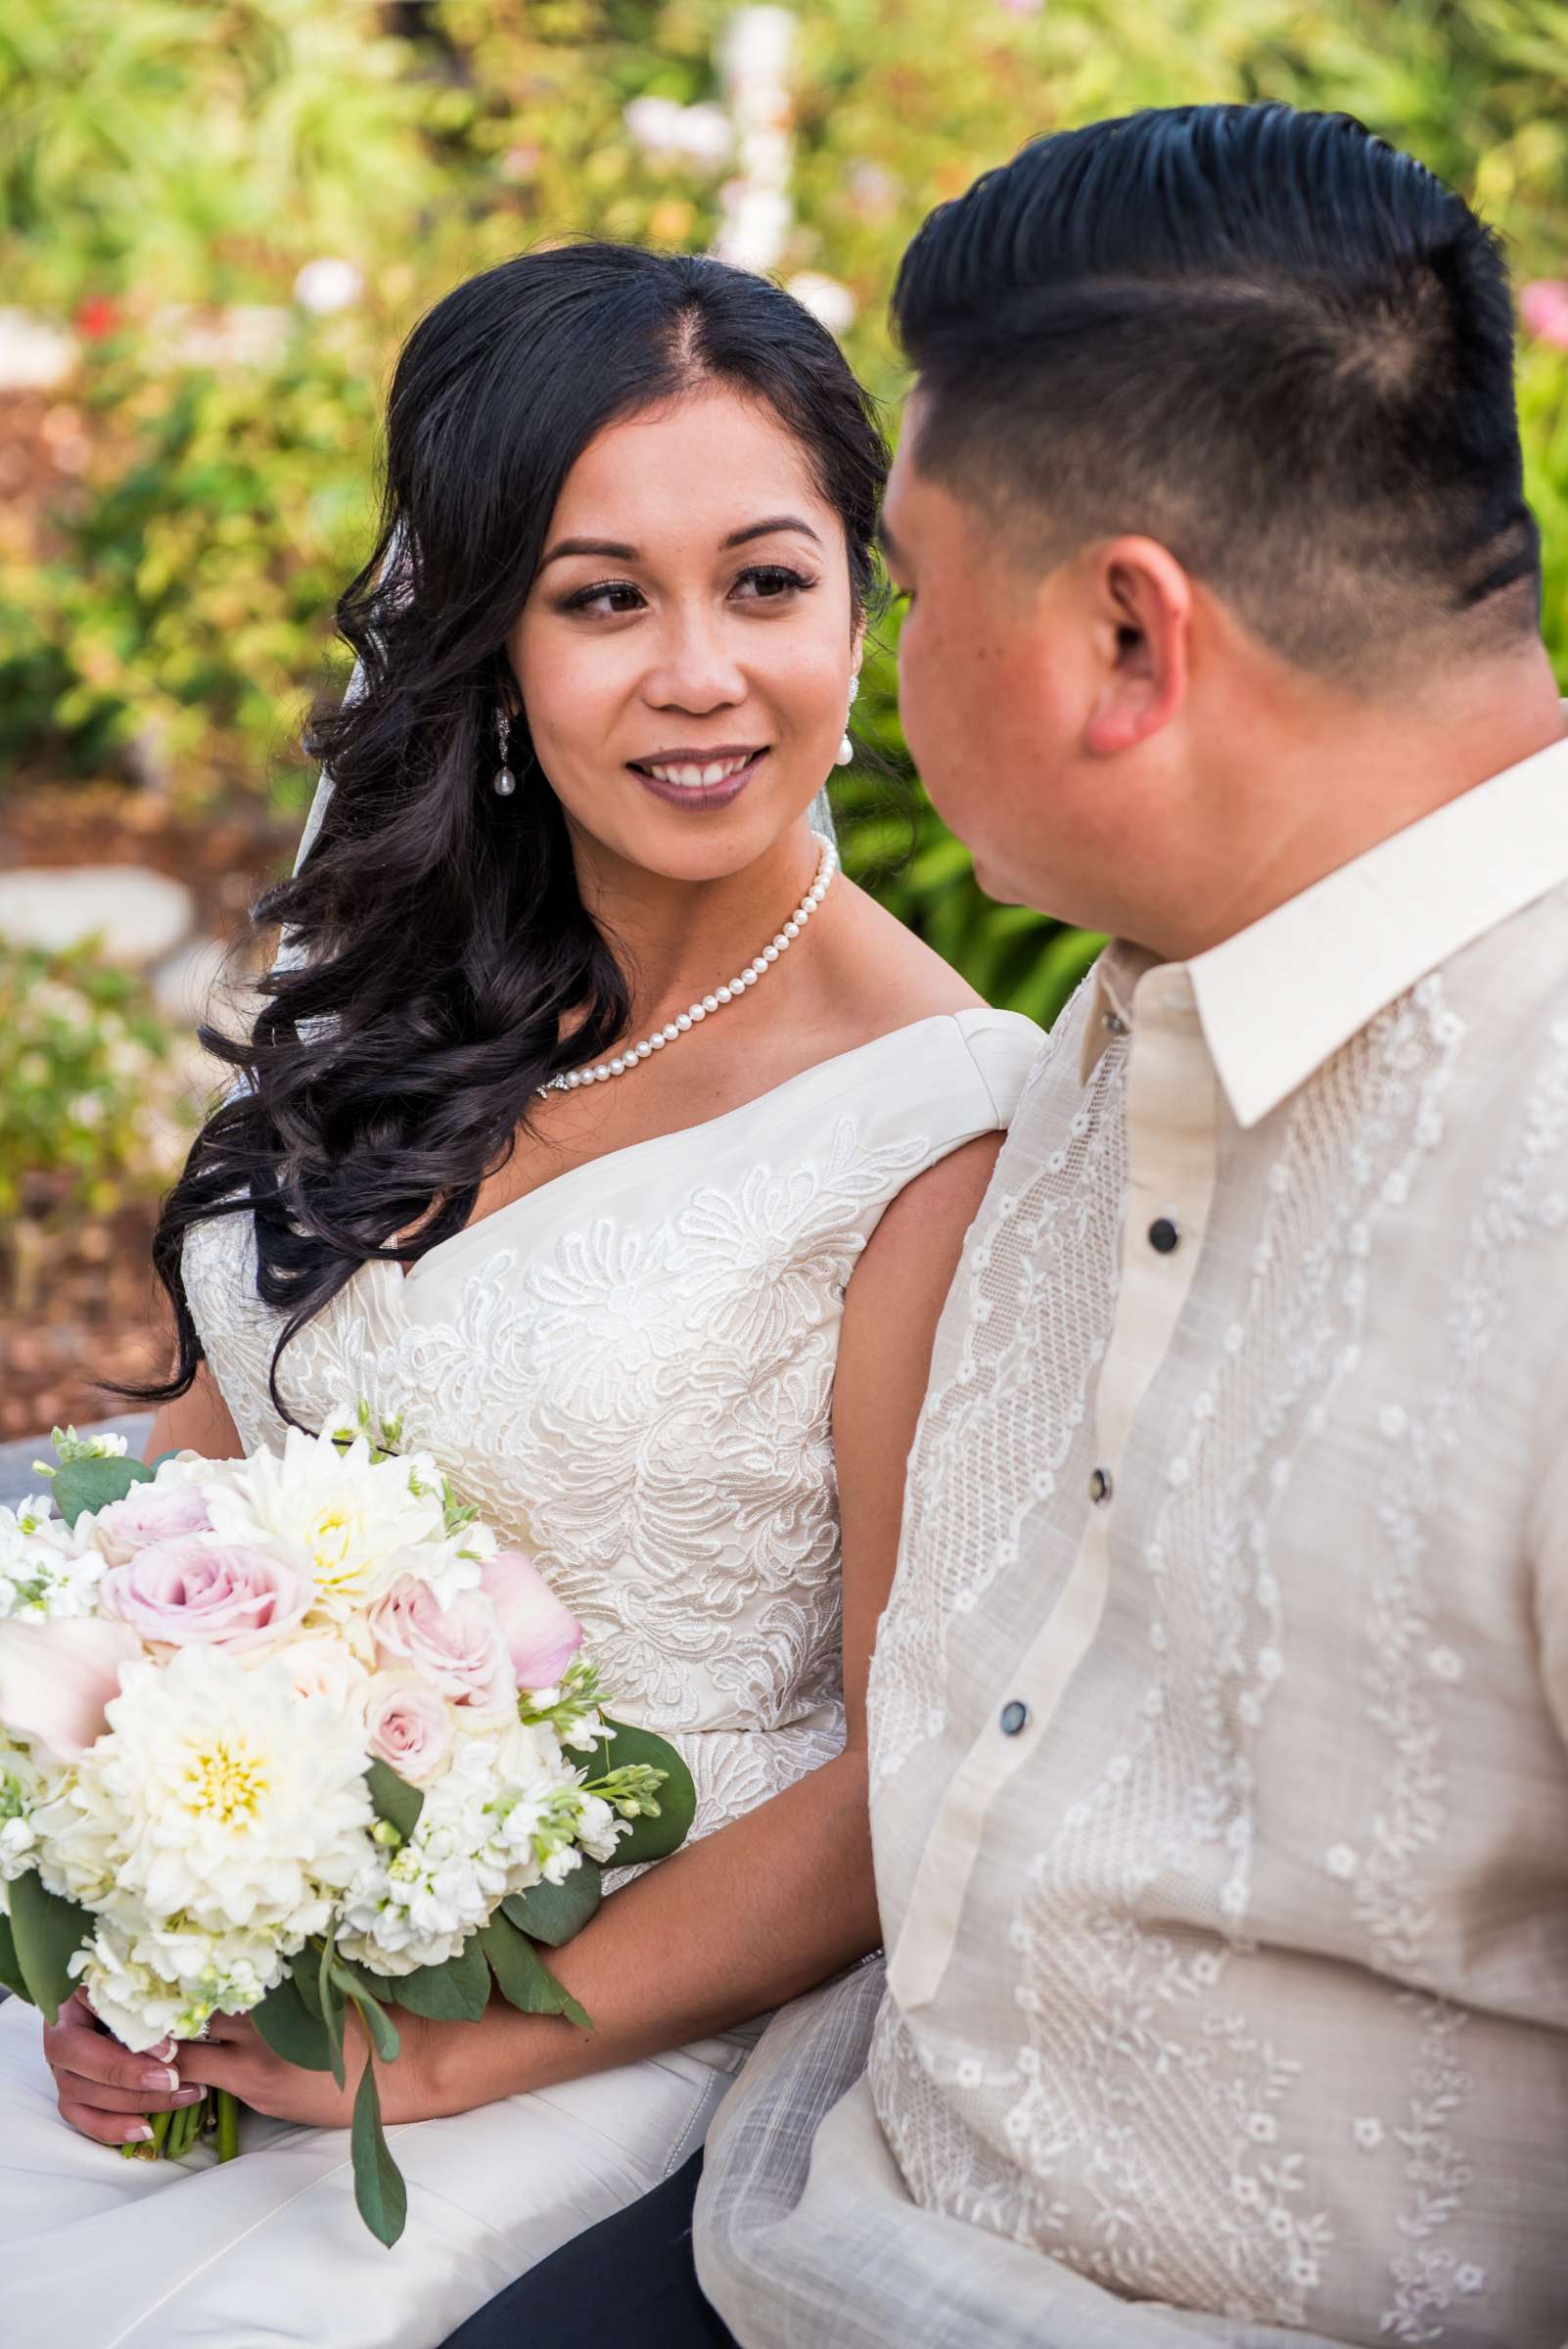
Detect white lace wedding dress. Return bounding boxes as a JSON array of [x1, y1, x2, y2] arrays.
[[0, 1007, 1038, 2349]]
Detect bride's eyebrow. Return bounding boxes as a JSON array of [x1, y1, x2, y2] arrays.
[[538, 515, 822, 570]]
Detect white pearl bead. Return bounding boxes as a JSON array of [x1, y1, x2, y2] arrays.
[[650, 1032, 666, 1049], [762, 944, 778, 963], [565, 1070, 580, 1087], [689, 1004, 706, 1022], [676, 1013, 692, 1032], [783, 921, 800, 940], [593, 1066, 610, 1082], [720, 986, 737, 1004], [751, 957, 767, 977], [703, 993, 719, 1013], [609, 1057, 623, 1076], [663, 1022, 679, 1041], [635, 1040, 653, 1058], [772, 934, 789, 950]]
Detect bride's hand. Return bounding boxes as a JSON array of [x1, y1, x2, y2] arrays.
[[42, 1988, 207, 2147], [174, 2006, 451, 2128]]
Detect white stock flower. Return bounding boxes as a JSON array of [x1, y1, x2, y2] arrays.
[[338, 1719, 590, 1974], [58, 1645, 374, 1941], [207, 1426, 450, 1626], [68, 1915, 281, 2050], [0, 1497, 104, 1620]]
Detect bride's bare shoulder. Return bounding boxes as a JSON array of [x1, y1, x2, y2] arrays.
[[815, 874, 990, 1041]]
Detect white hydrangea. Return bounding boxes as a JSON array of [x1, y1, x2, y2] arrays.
[[0, 1497, 103, 1621], [205, 1425, 465, 1625], [53, 1645, 375, 1952]]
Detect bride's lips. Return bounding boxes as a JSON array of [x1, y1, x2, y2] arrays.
[[627, 747, 768, 812]]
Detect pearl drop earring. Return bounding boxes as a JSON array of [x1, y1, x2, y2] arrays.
[[493, 706, 517, 797], [835, 672, 859, 768]]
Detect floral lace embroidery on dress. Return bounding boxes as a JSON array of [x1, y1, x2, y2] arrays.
[[183, 1015, 1039, 1864]]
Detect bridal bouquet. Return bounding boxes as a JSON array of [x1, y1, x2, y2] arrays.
[[0, 1412, 693, 2243]]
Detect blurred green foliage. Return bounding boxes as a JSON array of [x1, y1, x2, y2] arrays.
[[0, 941, 190, 1285], [4, 0, 1568, 1028]]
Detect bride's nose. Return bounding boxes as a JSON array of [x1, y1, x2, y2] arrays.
[[640, 606, 748, 714]]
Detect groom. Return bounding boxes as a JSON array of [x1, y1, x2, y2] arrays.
[[455, 102, 1568, 2349]]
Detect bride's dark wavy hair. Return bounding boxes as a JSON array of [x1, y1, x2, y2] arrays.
[[130, 243, 889, 1424]]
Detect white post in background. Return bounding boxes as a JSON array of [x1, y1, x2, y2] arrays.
[[713, 9, 798, 275]]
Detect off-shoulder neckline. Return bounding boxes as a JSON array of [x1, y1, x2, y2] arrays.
[[398, 1006, 1037, 1289]]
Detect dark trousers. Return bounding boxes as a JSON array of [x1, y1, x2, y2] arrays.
[[441, 2151, 740, 2349]]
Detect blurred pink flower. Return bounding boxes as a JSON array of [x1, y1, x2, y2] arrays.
[[1521, 281, 1568, 348], [0, 1616, 140, 1762], [480, 1552, 584, 1692]]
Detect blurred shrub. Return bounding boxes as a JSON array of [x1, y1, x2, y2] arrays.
[[0, 941, 195, 1305], [1, 345, 376, 805], [6, 0, 1568, 1021]]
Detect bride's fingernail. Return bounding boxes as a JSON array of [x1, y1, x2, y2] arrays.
[[151, 2037, 176, 2061], [124, 2123, 153, 2142], [172, 2086, 203, 2104], [143, 2064, 180, 2093]]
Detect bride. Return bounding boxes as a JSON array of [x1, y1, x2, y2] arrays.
[[0, 243, 1039, 2347]]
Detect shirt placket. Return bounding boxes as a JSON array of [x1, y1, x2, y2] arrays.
[[887, 968, 1219, 2014]]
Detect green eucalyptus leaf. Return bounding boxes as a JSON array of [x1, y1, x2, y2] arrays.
[[252, 1972, 336, 2072], [50, 1455, 153, 1531], [500, 1861, 602, 1949], [364, 1759, 424, 1842], [481, 1914, 592, 2032], [589, 1720, 696, 1866], [0, 1911, 32, 2003], [289, 1946, 324, 2019], [350, 2055, 407, 2247], [384, 1936, 489, 2022], [340, 1992, 398, 2067], [7, 1870, 90, 2023]]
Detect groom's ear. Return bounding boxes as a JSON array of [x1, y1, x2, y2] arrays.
[[1083, 535, 1191, 758]]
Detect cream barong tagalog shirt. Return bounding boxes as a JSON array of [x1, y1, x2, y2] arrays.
[[697, 730, 1568, 2349]]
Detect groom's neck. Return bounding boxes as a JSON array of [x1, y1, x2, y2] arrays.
[[1131, 642, 1567, 964]]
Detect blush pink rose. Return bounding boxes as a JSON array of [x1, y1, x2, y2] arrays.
[[90, 1483, 212, 1568], [480, 1552, 583, 1691], [367, 1579, 515, 1716], [103, 1539, 307, 1654], [0, 1616, 140, 1762], [365, 1676, 453, 1785]]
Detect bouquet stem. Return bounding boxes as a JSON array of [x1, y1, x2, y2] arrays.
[[214, 2089, 240, 2162]]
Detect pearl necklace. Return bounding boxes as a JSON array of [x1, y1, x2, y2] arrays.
[[538, 832, 840, 1096]]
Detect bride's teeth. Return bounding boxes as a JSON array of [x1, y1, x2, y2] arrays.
[[644, 753, 757, 788]]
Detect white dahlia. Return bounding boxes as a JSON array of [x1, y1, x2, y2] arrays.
[[61, 1644, 375, 1939], [206, 1425, 458, 1625]]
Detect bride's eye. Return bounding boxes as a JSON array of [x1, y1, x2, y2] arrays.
[[561, 578, 647, 618], [732, 565, 818, 603]]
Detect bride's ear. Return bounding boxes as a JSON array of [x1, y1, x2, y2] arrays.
[[1083, 535, 1190, 758]]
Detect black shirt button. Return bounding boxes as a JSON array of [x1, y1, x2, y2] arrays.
[[1148, 1217, 1180, 1255], [1088, 1466, 1113, 1505], [1000, 1700, 1030, 1736]]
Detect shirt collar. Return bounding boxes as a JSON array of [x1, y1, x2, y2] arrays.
[[1083, 720, 1568, 1129]]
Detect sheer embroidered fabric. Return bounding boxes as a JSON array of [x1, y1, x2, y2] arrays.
[[181, 1011, 1041, 1861], [864, 890, 1568, 2348]]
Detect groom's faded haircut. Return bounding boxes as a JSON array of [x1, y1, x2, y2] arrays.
[[891, 104, 1541, 682]]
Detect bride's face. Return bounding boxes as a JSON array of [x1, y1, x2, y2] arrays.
[[508, 383, 859, 883]]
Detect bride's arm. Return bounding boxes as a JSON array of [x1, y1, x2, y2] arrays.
[[176, 1129, 1005, 2126]]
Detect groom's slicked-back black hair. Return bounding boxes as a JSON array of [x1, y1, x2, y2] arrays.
[[891, 103, 1540, 680]]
